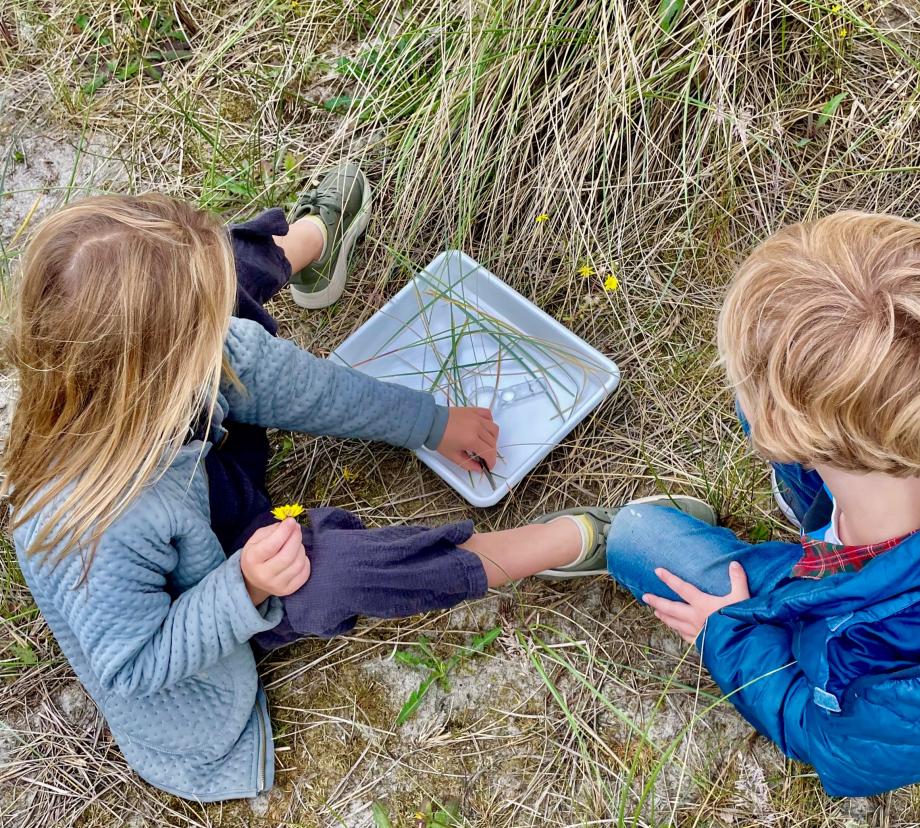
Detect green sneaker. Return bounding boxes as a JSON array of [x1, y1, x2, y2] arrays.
[[535, 495, 717, 580], [288, 162, 372, 309]]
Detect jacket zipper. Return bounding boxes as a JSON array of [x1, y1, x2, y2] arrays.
[[255, 693, 268, 792]]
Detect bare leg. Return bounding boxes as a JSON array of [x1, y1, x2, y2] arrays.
[[273, 217, 324, 273], [460, 520, 583, 587]]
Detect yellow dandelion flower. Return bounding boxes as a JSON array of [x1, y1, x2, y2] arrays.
[[604, 274, 620, 292], [578, 264, 595, 278], [342, 467, 356, 481], [535, 213, 549, 224], [271, 503, 305, 520]]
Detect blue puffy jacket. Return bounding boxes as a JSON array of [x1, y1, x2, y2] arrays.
[[14, 317, 446, 801], [701, 531, 920, 796]]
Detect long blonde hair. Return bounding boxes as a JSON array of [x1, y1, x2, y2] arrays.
[[719, 210, 920, 476], [3, 193, 238, 565]]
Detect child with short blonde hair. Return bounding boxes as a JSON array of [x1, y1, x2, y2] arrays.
[[580, 211, 920, 795]]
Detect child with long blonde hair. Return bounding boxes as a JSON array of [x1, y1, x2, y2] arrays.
[[4, 165, 619, 801]]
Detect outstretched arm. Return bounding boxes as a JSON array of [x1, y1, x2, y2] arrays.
[[222, 317, 442, 448], [221, 317, 499, 466]]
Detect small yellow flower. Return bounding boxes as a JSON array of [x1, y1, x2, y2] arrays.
[[290, 0, 300, 6], [342, 467, 357, 481], [603, 274, 620, 292], [831, 3, 842, 11], [535, 213, 549, 224], [271, 503, 305, 520], [838, 26, 848, 38], [578, 264, 595, 278]]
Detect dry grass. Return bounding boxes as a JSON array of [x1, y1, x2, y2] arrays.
[[2, 0, 920, 825]]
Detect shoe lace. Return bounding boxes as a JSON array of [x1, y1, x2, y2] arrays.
[[296, 190, 341, 221]]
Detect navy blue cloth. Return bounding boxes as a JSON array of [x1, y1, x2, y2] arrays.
[[204, 209, 290, 552], [251, 508, 480, 645], [215, 210, 487, 649], [230, 207, 291, 336]]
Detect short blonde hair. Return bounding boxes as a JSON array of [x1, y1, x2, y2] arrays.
[[718, 211, 920, 476]]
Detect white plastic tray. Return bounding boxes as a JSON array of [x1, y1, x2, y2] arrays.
[[332, 251, 620, 506]]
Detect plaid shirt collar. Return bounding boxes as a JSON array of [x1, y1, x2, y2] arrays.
[[792, 486, 918, 579]]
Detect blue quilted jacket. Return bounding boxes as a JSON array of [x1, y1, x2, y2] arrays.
[[700, 531, 920, 796], [14, 317, 447, 802]]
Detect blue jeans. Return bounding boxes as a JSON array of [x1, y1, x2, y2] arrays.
[[606, 413, 819, 601]]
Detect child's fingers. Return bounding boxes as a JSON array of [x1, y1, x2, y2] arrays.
[[474, 436, 497, 467], [652, 610, 699, 642], [245, 522, 282, 547], [455, 451, 486, 472], [643, 592, 696, 621], [651, 608, 686, 631], [654, 568, 705, 604], [472, 407, 494, 422], [275, 555, 311, 595], [482, 419, 499, 439], [264, 531, 305, 576], [676, 626, 699, 644], [728, 561, 750, 599], [246, 519, 299, 563]]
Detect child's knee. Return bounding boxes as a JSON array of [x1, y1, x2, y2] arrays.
[[606, 504, 688, 600], [607, 503, 746, 601]]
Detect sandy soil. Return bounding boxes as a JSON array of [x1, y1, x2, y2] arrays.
[[0, 80, 129, 444]]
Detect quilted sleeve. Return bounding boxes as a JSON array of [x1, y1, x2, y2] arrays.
[[221, 317, 442, 449], [20, 500, 282, 698], [698, 612, 811, 757], [698, 611, 888, 795]]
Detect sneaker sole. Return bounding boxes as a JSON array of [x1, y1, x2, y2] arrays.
[[535, 494, 716, 581], [771, 469, 802, 529], [536, 566, 609, 582], [289, 177, 373, 310]]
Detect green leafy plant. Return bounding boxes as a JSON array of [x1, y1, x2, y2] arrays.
[[658, 0, 684, 33], [334, 31, 449, 121], [420, 800, 461, 827], [323, 94, 354, 113], [371, 802, 394, 828], [73, 10, 192, 96], [371, 799, 461, 827], [394, 627, 502, 726], [817, 91, 848, 127], [749, 519, 773, 544]]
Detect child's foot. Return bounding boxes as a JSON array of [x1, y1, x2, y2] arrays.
[[535, 495, 717, 580], [288, 162, 372, 309]]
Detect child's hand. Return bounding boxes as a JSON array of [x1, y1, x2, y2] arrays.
[[436, 406, 499, 471], [642, 562, 750, 643], [240, 518, 311, 606]]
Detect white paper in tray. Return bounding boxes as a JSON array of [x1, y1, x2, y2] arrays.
[[331, 251, 620, 507]]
